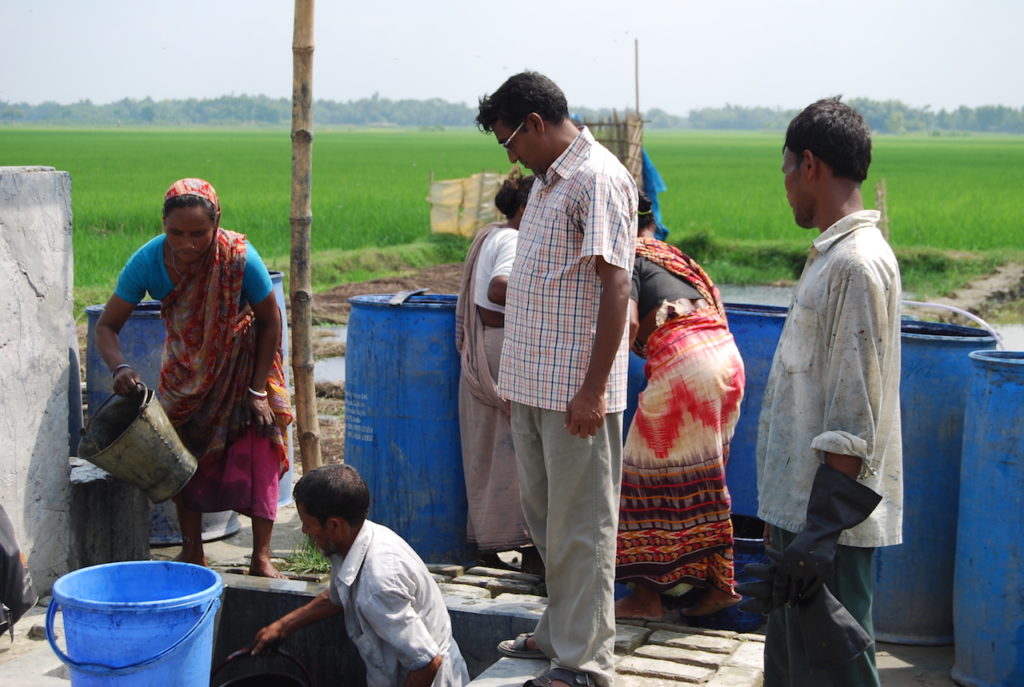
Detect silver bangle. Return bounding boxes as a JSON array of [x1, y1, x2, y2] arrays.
[[112, 363, 132, 378], [248, 387, 268, 398]]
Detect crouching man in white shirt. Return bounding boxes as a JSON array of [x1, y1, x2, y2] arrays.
[[253, 464, 470, 687]]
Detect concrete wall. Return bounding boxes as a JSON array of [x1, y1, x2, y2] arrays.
[[212, 574, 541, 684], [0, 166, 75, 591]]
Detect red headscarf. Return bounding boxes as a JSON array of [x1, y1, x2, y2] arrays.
[[164, 178, 220, 215]]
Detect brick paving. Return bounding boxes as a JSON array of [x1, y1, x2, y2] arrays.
[[428, 563, 766, 686]]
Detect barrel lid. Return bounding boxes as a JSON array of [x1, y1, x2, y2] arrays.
[[348, 293, 456, 309]]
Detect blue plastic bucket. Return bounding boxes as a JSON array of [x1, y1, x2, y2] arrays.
[[344, 293, 471, 563], [952, 351, 1024, 687], [720, 304, 788, 517], [873, 321, 995, 645], [46, 561, 223, 686], [85, 270, 294, 507]]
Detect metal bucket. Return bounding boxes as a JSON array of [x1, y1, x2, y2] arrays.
[[78, 386, 197, 503]]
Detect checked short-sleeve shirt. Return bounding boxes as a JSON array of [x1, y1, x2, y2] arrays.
[[498, 127, 637, 413]]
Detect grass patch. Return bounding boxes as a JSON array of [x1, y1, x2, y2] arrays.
[[280, 535, 332, 576], [267, 234, 469, 293], [670, 232, 1015, 300]]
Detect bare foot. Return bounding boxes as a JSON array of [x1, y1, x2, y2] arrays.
[[681, 587, 741, 617], [174, 550, 208, 567], [615, 585, 665, 620], [249, 556, 287, 579]]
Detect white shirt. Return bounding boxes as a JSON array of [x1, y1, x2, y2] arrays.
[[473, 226, 518, 313], [328, 521, 469, 687], [756, 210, 903, 548]]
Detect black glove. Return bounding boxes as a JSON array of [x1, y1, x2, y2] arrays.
[[737, 547, 786, 615], [776, 463, 881, 605]]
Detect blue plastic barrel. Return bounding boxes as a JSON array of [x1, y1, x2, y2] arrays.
[[720, 304, 788, 517], [873, 321, 995, 645], [623, 351, 648, 436], [344, 294, 471, 563], [85, 271, 294, 507], [46, 561, 222, 686], [951, 351, 1024, 687]]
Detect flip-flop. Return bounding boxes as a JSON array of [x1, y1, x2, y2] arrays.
[[524, 667, 595, 686], [497, 632, 545, 659]]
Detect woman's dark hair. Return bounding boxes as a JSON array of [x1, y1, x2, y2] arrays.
[[163, 194, 219, 222], [293, 464, 370, 527], [784, 97, 872, 182], [476, 71, 568, 133], [494, 174, 536, 219], [637, 190, 656, 230]]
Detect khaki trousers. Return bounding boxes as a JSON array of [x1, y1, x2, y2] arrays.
[[511, 403, 623, 687]]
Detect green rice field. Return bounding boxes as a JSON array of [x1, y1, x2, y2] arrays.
[[2, 127, 1022, 301]]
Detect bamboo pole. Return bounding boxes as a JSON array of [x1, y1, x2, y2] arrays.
[[290, 0, 321, 471], [634, 38, 640, 116], [875, 177, 890, 241]]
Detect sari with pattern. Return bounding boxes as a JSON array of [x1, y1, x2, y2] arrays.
[[159, 228, 292, 520], [615, 237, 746, 595]]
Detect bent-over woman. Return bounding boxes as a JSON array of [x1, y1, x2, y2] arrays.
[[95, 178, 292, 578], [455, 173, 537, 567], [615, 192, 746, 619]]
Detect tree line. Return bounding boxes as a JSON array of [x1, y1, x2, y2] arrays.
[[2, 93, 1022, 134]]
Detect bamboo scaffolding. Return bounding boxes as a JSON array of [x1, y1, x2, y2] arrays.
[[290, 0, 321, 471]]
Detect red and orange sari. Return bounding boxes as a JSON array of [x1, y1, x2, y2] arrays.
[[616, 237, 746, 595], [159, 228, 292, 520]]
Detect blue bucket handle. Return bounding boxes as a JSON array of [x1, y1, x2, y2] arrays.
[[46, 595, 219, 676]]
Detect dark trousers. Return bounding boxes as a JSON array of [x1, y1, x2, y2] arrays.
[[764, 526, 879, 687]]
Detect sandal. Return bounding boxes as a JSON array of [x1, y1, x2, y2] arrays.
[[524, 667, 595, 686], [497, 632, 546, 659]]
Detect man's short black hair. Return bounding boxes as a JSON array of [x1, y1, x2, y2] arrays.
[[493, 174, 536, 219], [293, 463, 370, 527], [784, 97, 872, 182], [476, 71, 569, 133]]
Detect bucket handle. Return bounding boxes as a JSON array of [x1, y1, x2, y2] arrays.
[[45, 595, 219, 677], [211, 647, 314, 687], [83, 384, 151, 437]]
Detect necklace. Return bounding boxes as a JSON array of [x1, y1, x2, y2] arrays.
[[170, 249, 185, 277]]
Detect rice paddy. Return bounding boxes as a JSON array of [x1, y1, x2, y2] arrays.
[[1, 127, 1021, 301]]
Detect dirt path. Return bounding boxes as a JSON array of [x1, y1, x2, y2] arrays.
[[312, 263, 465, 324], [311, 261, 1024, 325]]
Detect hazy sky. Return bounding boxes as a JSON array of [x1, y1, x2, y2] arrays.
[[2, 0, 1020, 113]]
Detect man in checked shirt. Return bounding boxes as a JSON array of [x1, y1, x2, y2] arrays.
[[477, 72, 637, 687]]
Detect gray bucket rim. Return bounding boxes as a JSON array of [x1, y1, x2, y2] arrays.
[[51, 561, 223, 612], [968, 349, 1024, 366], [348, 293, 457, 308]]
